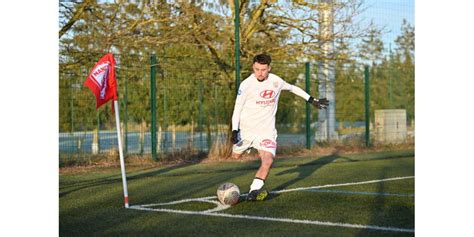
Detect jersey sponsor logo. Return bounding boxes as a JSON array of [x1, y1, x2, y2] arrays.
[[259, 90, 276, 99], [260, 139, 277, 149], [256, 98, 276, 105]]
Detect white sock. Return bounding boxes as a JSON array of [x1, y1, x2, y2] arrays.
[[250, 178, 264, 191]]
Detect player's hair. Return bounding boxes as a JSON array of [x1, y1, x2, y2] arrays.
[[253, 54, 272, 65]]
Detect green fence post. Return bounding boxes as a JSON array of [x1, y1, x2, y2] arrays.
[[70, 87, 74, 134], [97, 111, 100, 153], [364, 65, 370, 147], [162, 72, 167, 154], [305, 62, 311, 149], [214, 85, 219, 140], [234, 0, 241, 94], [150, 54, 157, 160], [70, 77, 76, 153], [124, 69, 129, 154], [198, 80, 204, 151], [389, 68, 393, 109]]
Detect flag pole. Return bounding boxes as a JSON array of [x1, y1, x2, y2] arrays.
[[84, 53, 129, 208], [114, 100, 129, 208]]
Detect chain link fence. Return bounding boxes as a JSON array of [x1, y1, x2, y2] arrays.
[[59, 53, 414, 162]]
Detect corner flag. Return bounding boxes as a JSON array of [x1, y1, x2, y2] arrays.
[[84, 53, 130, 208], [84, 53, 118, 109]]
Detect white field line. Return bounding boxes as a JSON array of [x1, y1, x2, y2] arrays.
[[140, 196, 217, 207], [130, 206, 414, 233], [140, 196, 231, 213], [271, 176, 415, 194], [129, 176, 415, 233], [300, 189, 415, 197]]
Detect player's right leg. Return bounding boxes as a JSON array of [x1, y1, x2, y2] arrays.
[[247, 150, 274, 201], [255, 150, 274, 181]]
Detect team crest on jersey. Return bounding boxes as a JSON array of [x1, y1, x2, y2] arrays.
[[273, 81, 279, 88], [260, 139, 277, 149], [259, 90, 276, 99]]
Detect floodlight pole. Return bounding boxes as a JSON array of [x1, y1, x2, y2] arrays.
[[114, 100, 129, 208]]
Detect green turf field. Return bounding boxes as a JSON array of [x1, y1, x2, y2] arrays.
[[59, 150, 414, 236]]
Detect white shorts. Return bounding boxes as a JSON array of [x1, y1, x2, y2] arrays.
[[232, 134, 277, 157]]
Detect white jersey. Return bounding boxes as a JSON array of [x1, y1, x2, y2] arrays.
[[231, 73, 310, 139]]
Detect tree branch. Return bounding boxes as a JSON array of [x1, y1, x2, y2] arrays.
[[59, 0, 94, 39]]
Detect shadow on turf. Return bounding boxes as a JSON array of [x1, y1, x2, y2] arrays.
[[59, 163, 197, 198], [355, 168, 415, 236], [266, 154, 355, 201]]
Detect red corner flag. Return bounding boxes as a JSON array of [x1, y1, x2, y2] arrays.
[[84, 53, 118, 109], [83, 53, 129, 208]]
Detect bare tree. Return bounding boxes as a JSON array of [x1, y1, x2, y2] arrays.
[[59, 0, 95, 39]]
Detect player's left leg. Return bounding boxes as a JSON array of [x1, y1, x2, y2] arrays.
[[232, 152, 243, 159], [232, 137, 253, 159]]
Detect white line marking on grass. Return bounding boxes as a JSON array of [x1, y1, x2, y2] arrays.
[[271, 176, 414, 194], [129, 206, 414, 233], [140, 196, 232, 213], [140, 196, 216, 207], [129, 176, 415, 233], [301, 189, 414, 197]]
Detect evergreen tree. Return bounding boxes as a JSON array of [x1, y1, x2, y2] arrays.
[[358, 23, 384, 66], [395, 19, 415, 64]]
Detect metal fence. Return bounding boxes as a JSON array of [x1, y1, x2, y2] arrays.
[[59, 53, 414, 160]]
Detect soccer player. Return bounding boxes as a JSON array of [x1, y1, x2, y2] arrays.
[[231, 53, 329, 201]]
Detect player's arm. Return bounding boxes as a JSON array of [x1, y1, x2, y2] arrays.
[[231, 84, 246, 144], [283, 82, 329, 109]]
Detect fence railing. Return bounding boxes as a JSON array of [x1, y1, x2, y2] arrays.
[[59, 53, 414, 160]]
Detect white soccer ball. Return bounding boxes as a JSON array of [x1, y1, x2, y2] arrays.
[[217, 183, 240, 205]]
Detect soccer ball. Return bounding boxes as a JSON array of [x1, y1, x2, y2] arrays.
[[217, 183, 240, 205]]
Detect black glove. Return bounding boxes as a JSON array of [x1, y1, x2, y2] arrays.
[[308, 97, 329, 109], [231, 130, 240, 144]]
